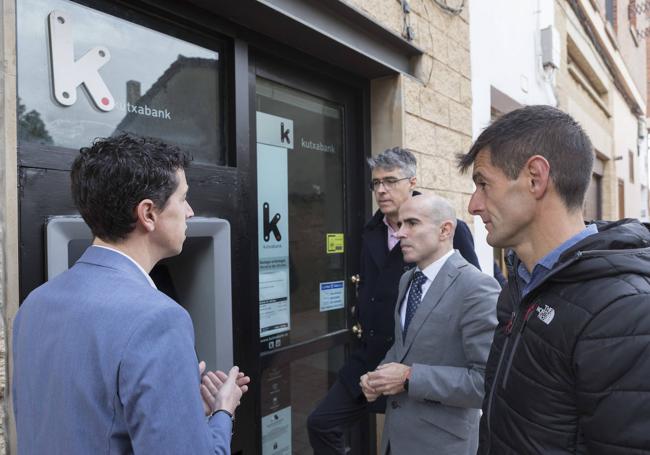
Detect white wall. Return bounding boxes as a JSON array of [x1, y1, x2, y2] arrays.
[[469, 0, 556, 274], [613, 90, 646, 219]]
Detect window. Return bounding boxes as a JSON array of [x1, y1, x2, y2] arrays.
[[17, 0, 227, 166], [606, 0, 618, 31], [629, 0, 637, 29], [629, 150, 635, 183]]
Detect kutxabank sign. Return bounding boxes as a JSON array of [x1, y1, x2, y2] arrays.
[[18, 0, 225, 165]]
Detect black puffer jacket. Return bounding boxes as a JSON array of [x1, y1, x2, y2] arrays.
[[479, 219, 650, 455]]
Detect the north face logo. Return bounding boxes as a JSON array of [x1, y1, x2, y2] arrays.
[[536, 305, 555, 325]]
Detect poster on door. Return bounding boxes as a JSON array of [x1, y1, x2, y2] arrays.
[[261, 364, 292, 455], [257, 112, 292, 349]]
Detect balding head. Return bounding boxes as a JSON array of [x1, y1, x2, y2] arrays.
[[397, 194, 457, 269], [416, 194, 457, 232]]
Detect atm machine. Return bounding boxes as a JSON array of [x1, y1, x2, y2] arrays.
[[45, 215, 233, 372]]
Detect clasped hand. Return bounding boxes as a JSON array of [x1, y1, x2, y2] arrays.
[[199, 361, 251, 416], [360, 363, 410, 402]]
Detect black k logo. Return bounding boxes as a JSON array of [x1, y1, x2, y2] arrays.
[[263, 202, 282, 242], [280, 122, 291, 144]]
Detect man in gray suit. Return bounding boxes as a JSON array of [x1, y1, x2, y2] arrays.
[[360, 194, 499, 454]]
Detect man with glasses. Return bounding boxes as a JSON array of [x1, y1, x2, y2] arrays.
[[307, 147, 481, 454]]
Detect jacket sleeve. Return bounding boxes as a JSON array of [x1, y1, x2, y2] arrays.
[[453, 219, 481, 270], [119, 304, 232, 455], [574, 293, 650, 454], [408, 272, 499, 408]]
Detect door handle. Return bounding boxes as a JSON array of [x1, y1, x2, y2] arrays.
[[352, 323, 363, 339], [350, 274, 360, 299]]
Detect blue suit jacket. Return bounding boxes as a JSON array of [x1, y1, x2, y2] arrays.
[[13, 246, 232, 454]]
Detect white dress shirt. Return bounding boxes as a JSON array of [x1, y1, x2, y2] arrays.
[[400, 249, 454, 328], [92, 245, 157, 289]]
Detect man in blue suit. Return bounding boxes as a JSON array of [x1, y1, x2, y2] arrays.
[[13, 134, 247, 454]]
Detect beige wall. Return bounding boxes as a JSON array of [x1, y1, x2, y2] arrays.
[[614, 0, 648, 101], [613, 88, 645, 217], [593, 0, 648, 102], [348, 0, 474, 224], [0, 0, 18, 453], [556, 0, 647, 221]]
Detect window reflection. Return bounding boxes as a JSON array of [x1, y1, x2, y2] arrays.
[[17, 0, 225, 165]]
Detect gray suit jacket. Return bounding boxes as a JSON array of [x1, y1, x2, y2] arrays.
[[380, 251, 499, 455]]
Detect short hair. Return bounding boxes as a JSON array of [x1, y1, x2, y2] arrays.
[[367, 147, 417, 177], [71, 134, 190, 242], [456, 105, 594, 210]]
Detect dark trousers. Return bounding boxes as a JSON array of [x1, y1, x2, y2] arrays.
[[307, 379, 370, 455]]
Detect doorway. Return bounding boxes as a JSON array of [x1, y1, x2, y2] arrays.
[[252, 56, 369, 454]]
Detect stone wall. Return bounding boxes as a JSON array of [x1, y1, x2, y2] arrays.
[[346, 0, 475, 224], [1, 0, 18, 452]]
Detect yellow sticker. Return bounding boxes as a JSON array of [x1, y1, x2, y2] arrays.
[[326, 233, 345, 254]]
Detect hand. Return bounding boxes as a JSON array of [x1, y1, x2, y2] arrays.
[[360, 373, 380, 402], [367, 363, 410, 396], [200, 365, 251, 416], [199, 361, 214, 416], [209, 369, 251, 394], [206, 366, 244, 416]]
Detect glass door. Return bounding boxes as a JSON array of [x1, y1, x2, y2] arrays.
[[254, 58, 366, 454]]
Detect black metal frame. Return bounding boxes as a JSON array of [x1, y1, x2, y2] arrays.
[[250, 50, 371, 454], [17, 0, 373, 453]]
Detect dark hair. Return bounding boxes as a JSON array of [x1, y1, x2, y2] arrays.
[[367, 147, 417, 177], [457, 105, 594, 210], [71, 133, 190, 242]]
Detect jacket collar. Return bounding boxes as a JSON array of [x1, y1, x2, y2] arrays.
[[76, 245, 153, 288]]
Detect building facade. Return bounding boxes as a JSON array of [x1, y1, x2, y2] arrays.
[[0, 0, 473, 453], [470, 0, 648, 273]]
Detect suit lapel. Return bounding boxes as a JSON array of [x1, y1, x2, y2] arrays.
[[400, 253, 462, 360]]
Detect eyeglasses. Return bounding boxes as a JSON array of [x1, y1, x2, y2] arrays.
[[369, 177, 411, 192]]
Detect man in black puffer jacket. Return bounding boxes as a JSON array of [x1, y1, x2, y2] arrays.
[[457, 105, 650, 454]]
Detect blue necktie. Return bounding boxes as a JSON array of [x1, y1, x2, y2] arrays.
[[403, 271, 427, 339]]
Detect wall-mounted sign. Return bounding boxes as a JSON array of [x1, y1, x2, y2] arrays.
[[257, 112, 292, 348], [17, 0, 225, 165], [257, 112, 294, 149], [48, 10, 114, 111], [319, 281, 345, 312], [326, 233, 344, 254]]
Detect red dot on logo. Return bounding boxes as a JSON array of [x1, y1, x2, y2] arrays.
[[101, 97, 110, 106]]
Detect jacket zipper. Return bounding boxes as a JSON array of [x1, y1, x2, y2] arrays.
[[501, 302, 538, 389], [485, 251, 585, 453], [485, 256, 521, 439]]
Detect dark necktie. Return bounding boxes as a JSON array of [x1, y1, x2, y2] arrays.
[[403, 270, 427, 339]]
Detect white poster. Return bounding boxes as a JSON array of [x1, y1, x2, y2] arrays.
[[262, 406, 292, 455], [319, 281, 345, 312], [257, 113, 293, 339]]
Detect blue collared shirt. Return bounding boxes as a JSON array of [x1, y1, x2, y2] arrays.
[[517, 223, 598, 297]]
